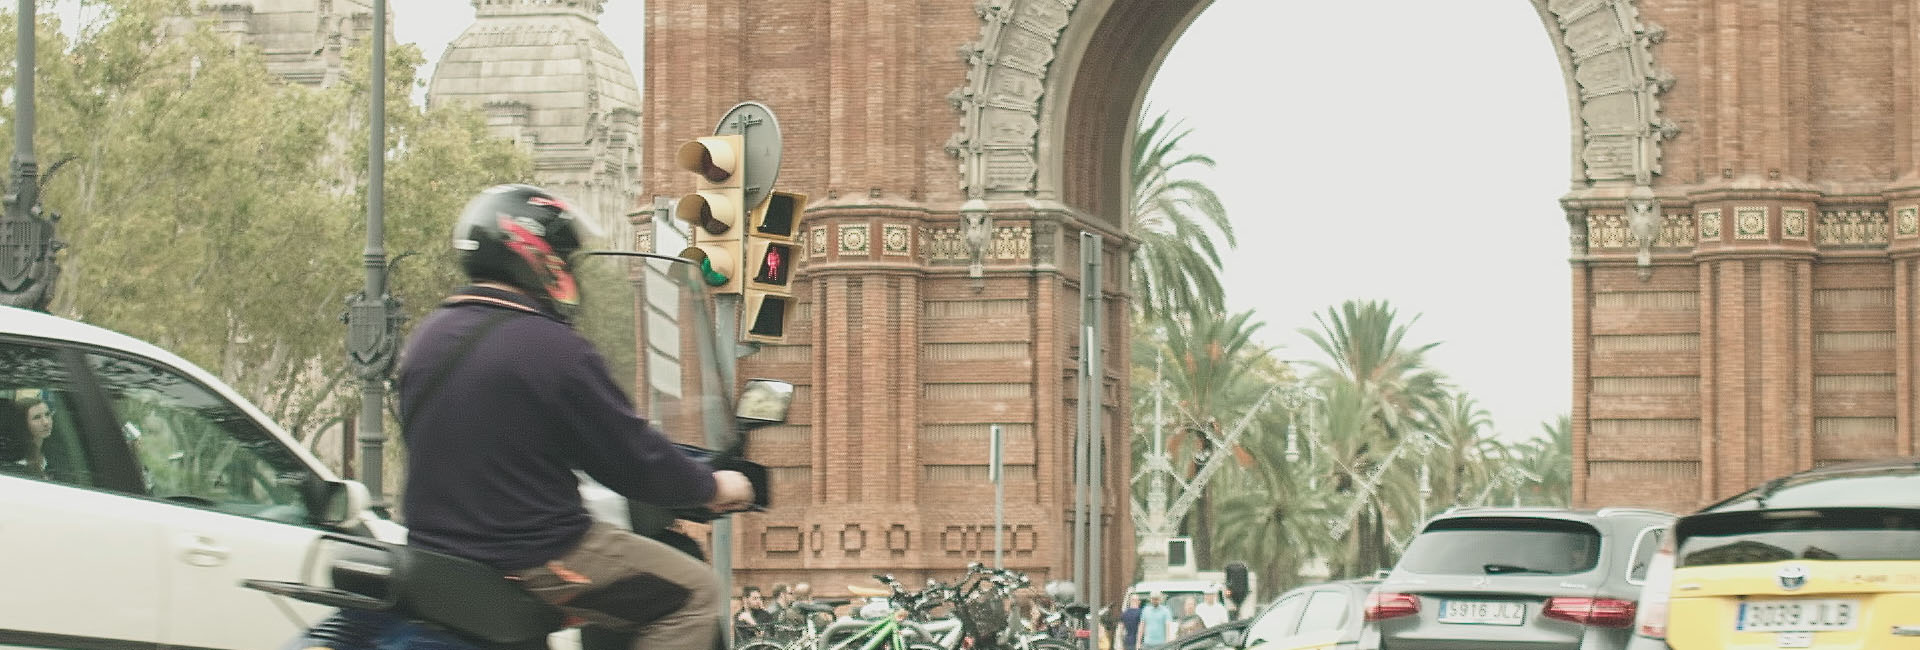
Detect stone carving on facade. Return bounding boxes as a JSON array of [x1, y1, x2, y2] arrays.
[[1626, 185, 1659, 277], [1587, 214, 1632, 250], [1699, 209, 1721, 240], [1657, 213, 1694, 248], [991, 226, 1034, 260], [1031, 219, 1058, 266], [946, 0, 1081, 197], [963, 199, 993, 276], [811, 227, 830, 258], [1539, 0, 1676, 185], [1567, 208, 1590, 256], [1735, 207, 1768, 240], [1782, 209, 1809, 240], [1816, 210, 1890, 247], [883, 224, 912, 256], [840, 225, 871, 254], [1897, 206, 1919, 238], [923, 226, 970, 263]]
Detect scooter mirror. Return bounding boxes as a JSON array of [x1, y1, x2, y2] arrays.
[[737, 378, 795, 423]]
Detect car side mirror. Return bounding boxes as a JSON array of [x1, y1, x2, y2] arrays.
[[302, 476, 372, 528], [736, 378, 795, 424]]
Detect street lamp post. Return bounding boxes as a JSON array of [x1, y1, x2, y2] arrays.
[[344, 0, 401, 509], [0, 0, 63, 311]]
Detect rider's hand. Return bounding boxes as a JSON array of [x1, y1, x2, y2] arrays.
[[708, 470, 755, 512]]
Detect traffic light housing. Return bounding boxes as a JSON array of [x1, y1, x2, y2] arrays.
[[676, 135, 746, 294], [741, 191, 805, 343]]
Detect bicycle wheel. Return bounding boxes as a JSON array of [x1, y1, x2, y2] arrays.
[[908, 642, 948, 650], [737, 640, 790, 650], [1025, 639, 1077, 650]]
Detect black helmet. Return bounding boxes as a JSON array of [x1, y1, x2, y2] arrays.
[[453, 184, 603, 316]]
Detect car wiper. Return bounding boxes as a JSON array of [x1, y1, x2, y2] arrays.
[[1483, 563, 1552, 575]]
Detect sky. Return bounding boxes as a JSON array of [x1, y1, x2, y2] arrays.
[[394, 1, 1572, 443]]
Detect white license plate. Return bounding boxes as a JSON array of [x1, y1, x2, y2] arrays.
[[1437, 600, 1525, 626], [1736, 599, 1859, 632]]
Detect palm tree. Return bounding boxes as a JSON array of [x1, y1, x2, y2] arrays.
[[1156, 309, 1270, 569], [1512, 415, 1573, 505], [1128, 110, 1237, 321], [1422, 392, 1499, 511], [1298, 300, 1450, 576]]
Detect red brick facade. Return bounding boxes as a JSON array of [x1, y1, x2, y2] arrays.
[[638, 0, 1920, 600]]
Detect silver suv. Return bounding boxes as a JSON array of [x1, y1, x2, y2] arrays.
[[1358, 506, 1674, 650]]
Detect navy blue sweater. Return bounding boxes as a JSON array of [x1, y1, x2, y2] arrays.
[[398, 286, 717, 570]]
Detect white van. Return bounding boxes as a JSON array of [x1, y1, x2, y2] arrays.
[[0, 306, 391, 649]]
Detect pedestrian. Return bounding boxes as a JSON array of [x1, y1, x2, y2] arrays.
[[1176, 600, 1202, 637], [1139, 592, 1172, 648], [1195, 591, 1229, 629], [1117, 594, 1142, 650], [736, 586, 773, 639]]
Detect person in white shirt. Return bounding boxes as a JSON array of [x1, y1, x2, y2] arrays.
[[1194, 591, 1230, 629]]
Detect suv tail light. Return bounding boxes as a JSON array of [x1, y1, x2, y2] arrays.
[[1364, 591, 1420, 621], [1633, 538, 1676, 638], [1544, 597, 1637, 628]]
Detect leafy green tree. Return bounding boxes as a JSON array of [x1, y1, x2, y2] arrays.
[[1, 0, 533, 459], [1128, 110, 1236, 321]]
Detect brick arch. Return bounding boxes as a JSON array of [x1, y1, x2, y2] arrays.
[[946, 0, 1677, 226]]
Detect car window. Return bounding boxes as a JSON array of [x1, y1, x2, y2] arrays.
[[1294, 590, 1348, 634], [1245, 592, 1304, 645], [1397, 517, 1602, 576], [86, 352, 312, 524], [0, 341, 94, 487], [1627, 526, 1666, 583], [1677, 508, 1920, 567]]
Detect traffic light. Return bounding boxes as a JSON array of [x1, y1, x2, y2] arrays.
[[675, 135, 746, 293], [741, 190, 805, 343]]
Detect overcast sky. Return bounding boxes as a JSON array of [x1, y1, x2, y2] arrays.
[[395, 1, 1572, 443]]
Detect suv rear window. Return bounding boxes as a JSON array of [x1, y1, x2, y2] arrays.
[[1677, 508, 1920, 567], [1397, 517, 1602, 575]]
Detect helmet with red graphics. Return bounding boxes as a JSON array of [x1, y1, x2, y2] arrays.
[[452, 184, 604, 318]]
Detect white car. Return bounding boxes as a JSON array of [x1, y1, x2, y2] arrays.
[[0, 305, 393, 649]]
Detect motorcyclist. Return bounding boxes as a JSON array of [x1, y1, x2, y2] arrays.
[[397, 184, 756, 650]]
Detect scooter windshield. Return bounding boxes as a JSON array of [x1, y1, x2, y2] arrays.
[[569, 247, 731, 447]]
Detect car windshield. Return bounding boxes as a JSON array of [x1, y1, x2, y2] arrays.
[[1396, 517, 1602, 576], [1677, 508, 1920, 567]]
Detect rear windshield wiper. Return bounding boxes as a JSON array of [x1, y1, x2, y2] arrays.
[[1483, 564, 1554, 575]]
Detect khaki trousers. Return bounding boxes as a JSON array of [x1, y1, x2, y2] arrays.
[[510, 522, 719, 650]]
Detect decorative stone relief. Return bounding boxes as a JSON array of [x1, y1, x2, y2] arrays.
[[923, 226, 969, 262], [1539, 0, 1676, 184], [882, 224, 912, 256], [1032, 220, 1058, 265], [839, 225, 870, 254], [1656, 214, 1695, 247], [811, 227, 829, 257], [1898, 206, 1919, 238], [1817, 210, 1890, 247], [1567, 209, 1590, 256], [946, 0, 1082, 197], [991, 226, 1034, 260], [1783, 209, 1809, 240], [1699, 209, 1722, 240], [1588, 214, 1633, 249], [886, 524, 911, 551], [1735, 207, 1768, 240]]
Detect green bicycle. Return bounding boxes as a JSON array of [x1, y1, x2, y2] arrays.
[[812, 576, 945, 650]]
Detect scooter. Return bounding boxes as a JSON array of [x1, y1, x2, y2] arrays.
[[242, 377, 794, 650]]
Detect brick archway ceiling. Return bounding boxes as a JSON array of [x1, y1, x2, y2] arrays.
[[1028, 0, 1675, 228], [1061, 0, 1203, 227]]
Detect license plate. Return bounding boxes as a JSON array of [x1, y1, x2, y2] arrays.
[[1437, 600, 1525, 626], [1736, 599, 1859, 632]]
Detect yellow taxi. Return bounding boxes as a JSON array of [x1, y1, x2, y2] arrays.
[[1631, 458, 1920, 650]]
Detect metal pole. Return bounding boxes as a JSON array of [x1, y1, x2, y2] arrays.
[[1072, 278, 1090, 615], [354, 0, 392, 509], [705, 292, 742, 647], [992, 424, 1005, 569], [1082, 232, 1103, 650], [12, 0, 34, 179]]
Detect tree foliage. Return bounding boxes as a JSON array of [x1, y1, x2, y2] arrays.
[[0, 0, 533, 455], [1128, 110, 1236, 321]]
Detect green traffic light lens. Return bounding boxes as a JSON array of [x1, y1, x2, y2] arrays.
[[699, 257, 729, 287]]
